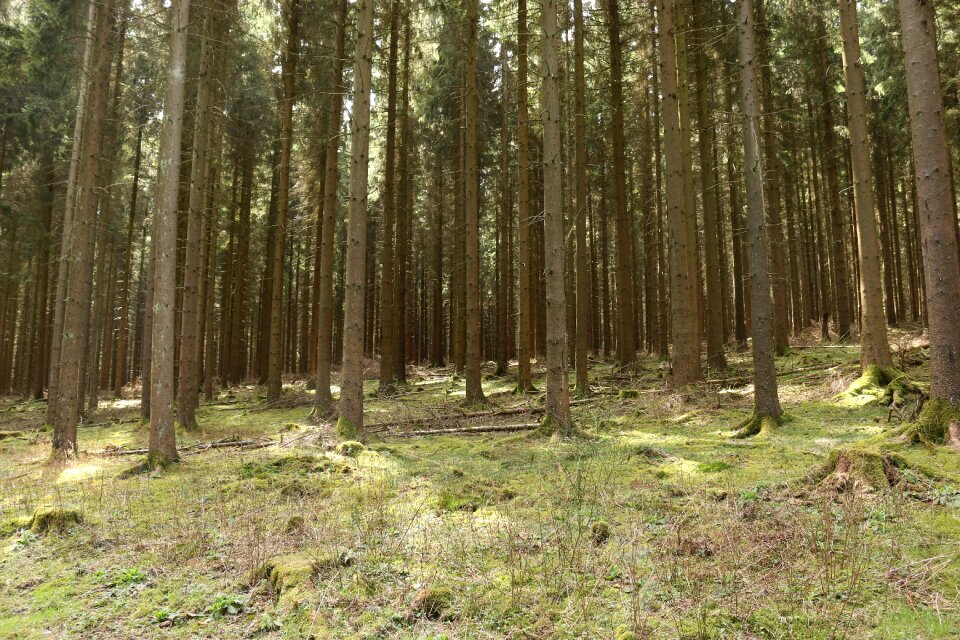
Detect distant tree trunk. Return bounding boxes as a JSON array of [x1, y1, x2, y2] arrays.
[[430, 154, 445, 367], [32, 158, 54, 400], [837, 0, 892, 370], [52, 0, 114, 456], [378, 0, 400, 393], [336, 0, 374, 439], [149, 0, 191, 467], [178, 8, 215, 427], [817, 14, 852, 341], [755, 0, 790, 356], [693, 1, 726, 371], [738, 0, 782, 427], [515, 0, 534, 392], [395, 12, 413, 382], [314, 0, 348, 416], [540, 0, 571, 432], [900, 0, 960, 407], [495, 43, 511, 378], [114, 122, 143, 398], [658, 0, 701, 385], [267, 0, 301, 402], [572, 0, 590, 393], [606, 0, 636, 366], [464, 0, 484, 405]]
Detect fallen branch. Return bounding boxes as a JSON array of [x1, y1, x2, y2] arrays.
[[367, 397, 597, 432], [96, 438, 276, 457], [390, 423, 541, 438]]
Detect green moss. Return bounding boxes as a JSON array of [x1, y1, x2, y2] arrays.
[[0, 516, 32, 537], [591, 521, 611, 545], [0, 430, 25, 441], [812, 448, 905, 492], [614, 625, 637, 640], [733, 413, 780, 438], [335, 440, 365, 457], [335, 415, 360, 440], [618, 389, 640, 399], [29, 507, 81, 534], [408, 586, 453, 620], [698, 461, 733, 473], [909, 397, 960, 445]]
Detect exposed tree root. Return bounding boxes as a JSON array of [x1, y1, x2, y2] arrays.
[[897, 398, 960, 448], [842, 365, 926, 406], [732, 413, 780, 439]]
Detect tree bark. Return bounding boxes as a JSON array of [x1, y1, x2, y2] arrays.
[[515, 0, 534, 392]]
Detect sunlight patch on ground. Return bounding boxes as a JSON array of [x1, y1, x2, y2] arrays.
[[57, 464, 102, 484]]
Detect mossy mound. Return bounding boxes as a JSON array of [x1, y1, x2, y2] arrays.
[[810, 449, 906, 493], [238, 455, 350, 480], [0, 430, 25, 441], [0, 516, 32, 537], [591, 521, 611, 545], [335, 441, 365, 457], [29, 507, 82, 534], [436, 477, 517, 512], [407, 586, 453, 621], [618, 389, 640, 399], [251, 549, 351, 604], [732, 413, 779, 439]]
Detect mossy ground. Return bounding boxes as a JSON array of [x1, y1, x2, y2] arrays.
[[1, 329, 959, 638]]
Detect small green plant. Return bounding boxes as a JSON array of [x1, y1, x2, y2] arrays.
[[114, 567, 146, 587], [209, 593, 246, 617], [152, 608, 173, 624]]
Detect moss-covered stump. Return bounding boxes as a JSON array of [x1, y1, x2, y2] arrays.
[[810, 449, 906, 493], [732, 413, 779, 439], [407, 586, 453, 621], [842, 365, 925, 406], [251, 549, 349, 607], [29, 507, 82, 534]]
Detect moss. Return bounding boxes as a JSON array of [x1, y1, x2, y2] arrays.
[[407, 586, 453, 620], [591, 521, 611, 545], [732, 413, 780, 438], [811, 448, 906, 493], [614, 625, 637, 640], [0, 430, 25, 441], [284, 515, 305, 533], [0, 515, 32, 537], [335, 440, 365, 457], [335, 415, 360, 440], [238, 454, 348, 479], [618, 389, 640, 399], [698, 461, 733, 473], [29, 507, 81, 534], [908, 398, 960, 445]]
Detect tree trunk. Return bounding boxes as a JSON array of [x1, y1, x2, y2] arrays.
[[658, 0, 701, 385], [267, 0, 301, 401], [149, 0, 191, 467], [899, 0, 960, 406], [336, 0, 374, 439], [837, 0, 892, 370], [738, 0, 782, 424], [572, 0, 590, 393], [515, 0, 534, 392], [540, 0, 571, 432]]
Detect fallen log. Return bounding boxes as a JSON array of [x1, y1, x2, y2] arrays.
[[390, 423, 541, 438], [367, 397, 598, 432], [96, 438, 276, 457]]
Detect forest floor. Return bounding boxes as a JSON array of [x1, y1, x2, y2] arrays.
[[1, 329, 959, 639]]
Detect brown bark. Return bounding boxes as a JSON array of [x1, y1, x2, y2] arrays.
[[900, 0, 960, 405], [515, 0, 534, 392], [573, 0, 590, 393], [149, 0, 191, 467], [837, 0, 892, 370]]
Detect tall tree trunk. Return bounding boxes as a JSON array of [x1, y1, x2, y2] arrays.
[[378, 0, 400, 393], [314, 0, 348, 416], [114, 122, 143, 398], [572, 0, 590, 393], [693, 1, 726, 371], [395, 11, 413, 382], [738, 0, 782, 428], [149, 0, 191, 467], [607, 0, 636, 366], [816, 14, 852, 341], [900, 0, 960, 410], [495, 43, 511, 378], [463, 0, 484, 405], [53, 0, 114, 455], [540, 0, 571, 432], [267, 0, 301, 401], [515, 0, 534, 392], [658, 0, 701, 385], [178, 8, 215, 427], [336, 0, 374, 439], [837, 0, 892, 370]]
